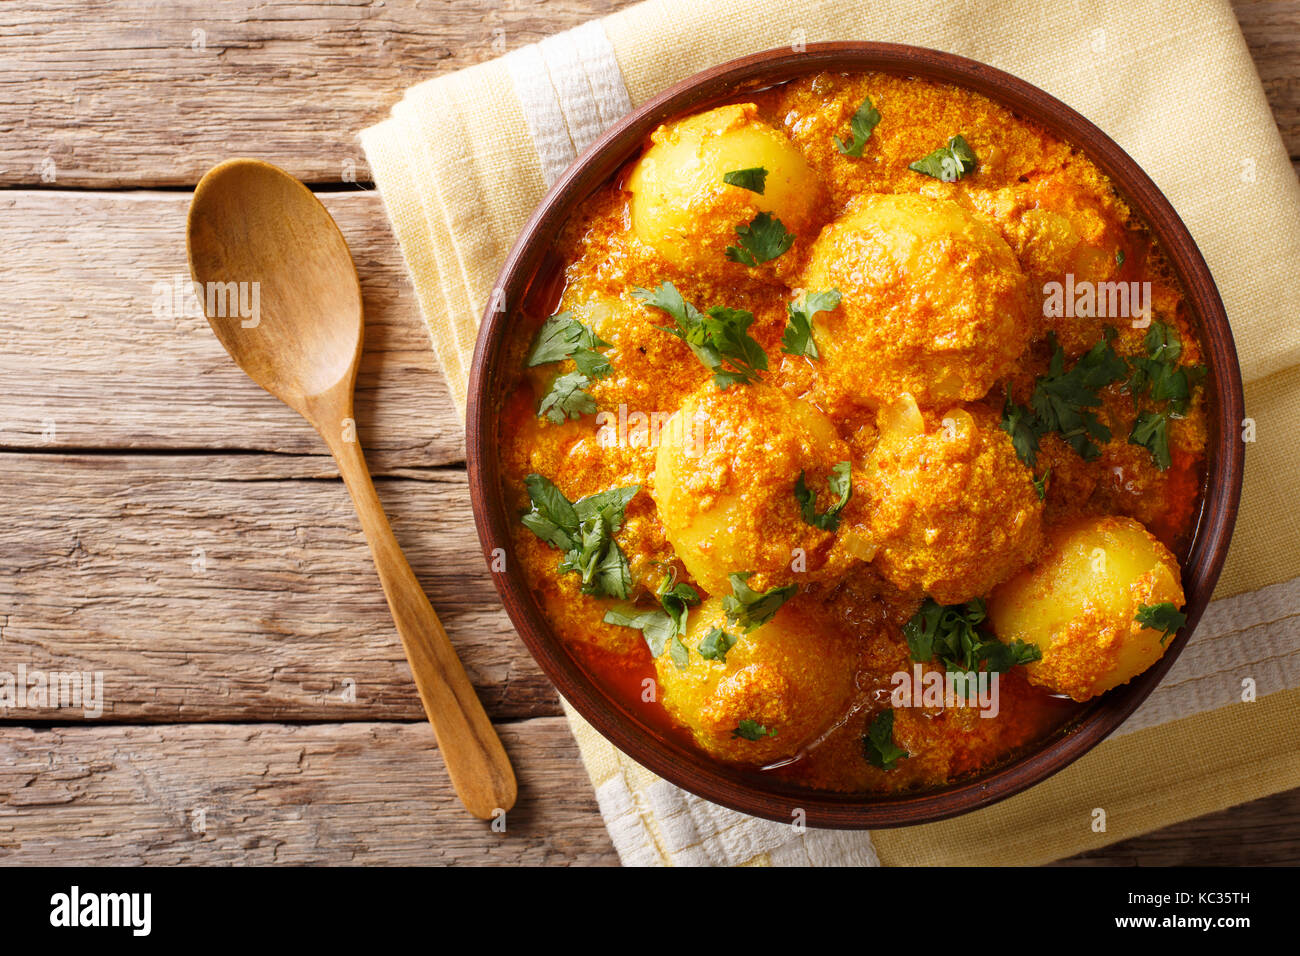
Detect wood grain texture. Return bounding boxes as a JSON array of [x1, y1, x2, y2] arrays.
[[1059, 787, 1300, 866], [0, 190, 462, 470], [0, 0, 636, 187], [185, 156, 515, 818], [0, 0, 1292, 189], [0, 718, 617, 865], [0, 452, 559, 722]]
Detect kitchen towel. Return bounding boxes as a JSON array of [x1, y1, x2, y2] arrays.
[[361, 0, 1300, 866]]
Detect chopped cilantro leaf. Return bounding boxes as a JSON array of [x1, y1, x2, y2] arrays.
[[528, 312, 613, 423], [657, 577, 701, 639], [537, 371, 596, 424], [977, 638, 1044, 673], [725, 211, 795, 266], [722, 166, 768, 194], [521, 475, 638, 599], [1136, 602, 1187, 645], [1002, 332, 1127, 468], [908, 135, 978, 181], [781, 289, 841, 360], [1030, 333, 1128, 460], [527, 311, 611, 367], [669, 633, 690, 670], [1032, 467, 1051, 501], [1129, 409, 1172, 470], [1123, 321, 1205, 470], [722, 572, 796, 633], [603, 570, 700, 663], [732, 719, 776, 741], [904, 597, 1041, 674], [833, 95, 881, 157], [1000, 385, 1044, 469], [863, 710, 908, 770], [697, 627, 741, 662], [603, 605, 677, 657], [794, 461, 851, 531], [634, 281, 768, 388]]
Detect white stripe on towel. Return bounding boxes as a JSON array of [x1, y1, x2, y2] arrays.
[[504, 21, 632, 186]]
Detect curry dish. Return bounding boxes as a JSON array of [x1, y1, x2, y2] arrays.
[[498, 72, 1207, 793]]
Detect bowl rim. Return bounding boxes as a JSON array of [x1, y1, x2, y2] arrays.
[[466, 41, 1245, 829]]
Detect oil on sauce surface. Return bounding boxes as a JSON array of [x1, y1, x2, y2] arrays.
[[498, 72, 1207, 794]]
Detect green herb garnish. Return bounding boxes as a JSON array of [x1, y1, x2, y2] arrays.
[[1135, 602, 1187, 645], [833, 95, 881, 157], [527, 311, 610, 367], [863, 710, 908, 771], [603, 574, 701, 664], [1031, 332, 1128, 460], [669, 633, 690, 670], [1130, 409, 1172, 470], [725, 211, 795, 266], [537, 370, 598, 424], [732, 719, 777, 741], [780, 289, 841, 360], [722, 166, 768, 194], [1001, 331, 1127, 467], [1125, 322, 1205, 471], [1000, 385, 1043, 469], [722, 572, 796, 633], [908, 134, 978, 181], [697, 627, 741, 662], [528, 312, 613, 424], [634, 281, 768, 388], [603, 604, 679, 657], [521, 475, 638, 599], [1032, 467, 1051, 501], [794, 461, 851, 531], [903, 597, 1041, 674]]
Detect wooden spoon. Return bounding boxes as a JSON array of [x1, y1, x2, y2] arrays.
[[186, 158, 516, 820]]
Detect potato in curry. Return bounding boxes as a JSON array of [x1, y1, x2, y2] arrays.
[[498, 72, 1207, 793]]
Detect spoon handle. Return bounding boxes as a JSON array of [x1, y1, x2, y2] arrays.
[[326, 430, 518, 820]]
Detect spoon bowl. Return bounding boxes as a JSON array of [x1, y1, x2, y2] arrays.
[[188, 160, 362, 412]]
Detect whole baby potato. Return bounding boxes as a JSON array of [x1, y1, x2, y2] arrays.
[[987, 515, 1185, 701], [802, 193, 1033, 408], [627, 103, 826, 279], [861, 402, 1043, 605], [654, 596, 861, 765], [653, 382, 854, 595]]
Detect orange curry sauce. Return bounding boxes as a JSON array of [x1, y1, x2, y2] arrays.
[[497, 72, 1207, 794]]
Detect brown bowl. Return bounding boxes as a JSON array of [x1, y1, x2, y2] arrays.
[[466, 42, 1245, 828]]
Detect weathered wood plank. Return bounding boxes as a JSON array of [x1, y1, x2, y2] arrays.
[[0, 0, 1293, 189], [0, 190, 463, 470], [0, 718, 618, 864], [1059, 786, 1300, 866], [0, 713, 1293, 865], [0, 452, 560, 722], [0, 0, 634, 186]]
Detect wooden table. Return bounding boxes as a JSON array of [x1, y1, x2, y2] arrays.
[[1, 0, 1296, 866]]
